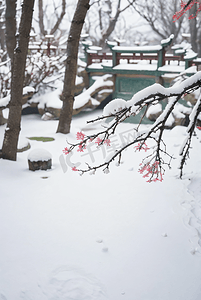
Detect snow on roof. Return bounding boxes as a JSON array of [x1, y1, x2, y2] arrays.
[[89, 46, 102, 51], [161, 34, 174, 45], [87, 63, 104, 69], [107, 41, 117, 46], [112, 45, 162, 52], [113, 63, 158, 71], [82, 40, 93, 46], [175, 49, 185, 54], [184, 50, 198, 60], [87, 49, 97, 54], [158, 65, 185, 73], [101, 61, 113, 67]]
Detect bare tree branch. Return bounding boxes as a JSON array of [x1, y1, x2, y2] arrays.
[[131, 0, 185, 41], [38, 0, 66, 37], [38, 0, 47, 36], [97, 0, 136, 48], [50, 0, 66, 35]]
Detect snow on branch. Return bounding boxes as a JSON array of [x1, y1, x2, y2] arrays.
[[63, 71, 201, 181]]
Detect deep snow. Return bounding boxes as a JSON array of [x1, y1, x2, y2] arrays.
[[0, 110, 201, 300]]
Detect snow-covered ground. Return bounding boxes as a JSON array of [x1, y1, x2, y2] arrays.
[[0, 110, 201, 300]]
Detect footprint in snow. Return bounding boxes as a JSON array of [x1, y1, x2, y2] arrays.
[[44, 266, 107, 300]]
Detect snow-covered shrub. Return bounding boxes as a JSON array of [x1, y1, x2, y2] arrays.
[[24, 53, 64, 93]]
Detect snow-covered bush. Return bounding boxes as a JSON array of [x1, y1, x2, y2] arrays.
[[24, 53, 64, 93]]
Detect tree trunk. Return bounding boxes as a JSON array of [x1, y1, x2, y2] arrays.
[[1, 0, 35, 161], [5, 0, 16, 64], [189, 3, 197, 53], [98, 0, 121, 48], [57, 0, 90, 134], [39, 0, 66, 37], [0, 110, 6, 125], [38, 0, 47, 36], [50, 0, 66, 35]]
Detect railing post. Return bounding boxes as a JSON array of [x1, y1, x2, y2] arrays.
[[107, 41, 117, 67], [157, 49, 163, 69], [158, 34, 174, 69], [82, 42, 91, 66]]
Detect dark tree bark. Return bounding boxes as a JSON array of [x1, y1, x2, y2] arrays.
[[0, 23, 5, 50], [0, 110, 6, 125], [1, 0, 35, 161], [57, 0, 90, 134], [189, 3, 197, 53], [197, 28, 201, 57], [5, 0, 16, 64]]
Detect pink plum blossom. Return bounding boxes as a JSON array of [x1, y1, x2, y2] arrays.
[[95, 137, 103, 145], [76, 132, 85, 140], [63, 147, 70, 155], [77, 143, 86, 152], [104, 139, 111, 146], [134, 142, 150, 152], [139, 161, 163, 182]]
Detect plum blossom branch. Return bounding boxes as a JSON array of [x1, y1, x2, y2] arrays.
[[62, 72, 201, 181], [179, 90, 201, 177], [173, 0, 201, 21]]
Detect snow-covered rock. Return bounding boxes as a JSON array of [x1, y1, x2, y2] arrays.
[[32, 74, 114, 119], [28, 148, 52, 171]]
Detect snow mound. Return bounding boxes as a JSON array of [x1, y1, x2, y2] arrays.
[[27, 149, 52, 162]]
